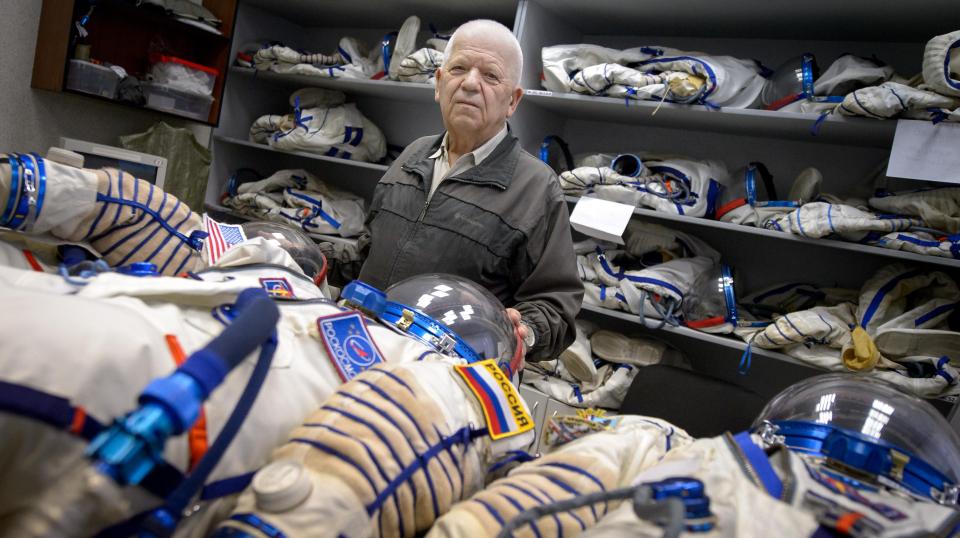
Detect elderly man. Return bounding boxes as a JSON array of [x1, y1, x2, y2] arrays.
[[358, 20, 582, 362]]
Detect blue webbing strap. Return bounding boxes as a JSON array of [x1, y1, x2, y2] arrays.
[[733, 431, 783, 499]]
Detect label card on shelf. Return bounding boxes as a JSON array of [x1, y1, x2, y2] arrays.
[[887, 120, 960, 184], [569, 197, 634, 244]]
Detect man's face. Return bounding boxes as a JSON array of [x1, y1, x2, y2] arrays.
[[435, 36, 522, 143]]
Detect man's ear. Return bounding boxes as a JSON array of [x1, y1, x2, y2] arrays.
[[434, 68, 443, 103], [505, 86, 524, 118]]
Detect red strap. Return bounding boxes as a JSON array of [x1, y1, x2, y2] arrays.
[[22, 249, 43, 272], [765, 92, 804, 111], [835, 512, 864, 534], [714, 198, 748, 220], [165, 335, 209, 470], [69, 406, 87, 435], [685, 315, 727, 329]]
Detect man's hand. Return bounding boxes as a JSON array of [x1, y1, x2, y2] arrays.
[[506, 308, 529, 343]]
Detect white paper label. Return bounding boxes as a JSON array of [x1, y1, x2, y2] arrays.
[[523, 89, 553, 97], [569, 197, 634, 245], [887, 120, 960, 184]]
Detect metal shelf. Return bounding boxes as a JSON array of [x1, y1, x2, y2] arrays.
[[531, 0, 957, 41], [231, 67, 435, 104], [524, 91, 897, 148], [566, 196, 960, 269], [579, 303, 818, 370], [213, 135, 390, 172]]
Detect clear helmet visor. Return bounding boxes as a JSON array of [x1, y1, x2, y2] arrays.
[[240, 221, 326, 283], [761, 54, 816, 109], [386, 273, 516, 366], [754, 373, 960, 487], [682, 264, 737, 331], [716, 163, 775, 218]]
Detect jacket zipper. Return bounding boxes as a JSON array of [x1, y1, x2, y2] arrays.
[[386, 165, 430, 283]]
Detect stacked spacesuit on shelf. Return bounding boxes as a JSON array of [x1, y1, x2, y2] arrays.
[[221, 168, 367, 238], [737, 263, 960, 399], [716, 162, 960, 260], [834, 30, 960, 122], [249, 88, 387, 163], [522, 321, 680, 410], [241, 15, 452, 84], [575, 220, 721, 330], [541, 43, 768, 109], [558, 153, 729, 218]]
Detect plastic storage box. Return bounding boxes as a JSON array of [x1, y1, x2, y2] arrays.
[[65, 59, 120, 99], [143, 82, 214, 121], [149, 54, 219, 96]]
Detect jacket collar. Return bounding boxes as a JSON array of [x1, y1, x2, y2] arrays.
[[401, 123, 521, 190]]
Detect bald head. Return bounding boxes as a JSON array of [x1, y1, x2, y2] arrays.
[[444, 20, 523, 86]]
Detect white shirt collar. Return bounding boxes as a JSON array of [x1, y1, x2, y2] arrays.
[[428, 125, 509, 165]]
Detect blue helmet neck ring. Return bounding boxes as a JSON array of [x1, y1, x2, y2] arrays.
[[757, 420, 959, 505]]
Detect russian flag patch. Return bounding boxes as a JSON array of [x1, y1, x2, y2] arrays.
[[454, 359, 534, 440]]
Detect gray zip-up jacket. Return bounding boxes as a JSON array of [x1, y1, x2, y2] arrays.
[[358, 130, 583, 361]]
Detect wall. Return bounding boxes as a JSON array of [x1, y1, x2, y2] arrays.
[[0, 0, 211, 153]]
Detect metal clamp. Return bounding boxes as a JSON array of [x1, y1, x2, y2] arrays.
[[756, 420, 784, 448], [397, 309, 414, 331]]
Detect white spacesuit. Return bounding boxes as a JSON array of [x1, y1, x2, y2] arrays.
[[0, 233, 442, 536], [542, 44, 767, 109], [559, 154, 729, 219], [1, 151, 206, 276], [249, 88, 387, 163], [741, 263, 960, 399], [221, 168, 367, 238], [430, 374, 960, 538]]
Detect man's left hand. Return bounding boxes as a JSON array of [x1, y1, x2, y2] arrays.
[[506, 308, 528, 343]]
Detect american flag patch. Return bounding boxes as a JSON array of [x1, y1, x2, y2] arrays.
[[454, 359, 534, 440], [203, 214, 247, 265]]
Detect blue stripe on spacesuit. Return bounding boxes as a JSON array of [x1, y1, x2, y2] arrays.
[[368, 367, 416, 396], [84, 167, 115, 239], [289, 437, 380, 502], [302, 422, 400, 535], [319, 401, 425, 512], [860, 268, 924, 328], [356, 379, 458, 496], [476, 497, 506, 524], [100, 189, 169, 257], [752, 282, 813, 303], [499, 491, 542, 538], [772, 320, 799, 343], [89, 181, 152, 244], [158, 233, 189, 274], [826, 204, 836, 234], [781, 314, 809, 340], [945, 39, 960, 90], [851, 90, 886, 119], [539, 474, 598, 520], [336, 391, 443, 518], [525, 481, 586, 531], [110, 170, 124, 228], [536, 463, 608, 515], [144, 210, 193, 263], [433, 424, 465, 497], [367, 426, 487, 518], [705, 178, 722, 218], [914, 302, 960, 326], [0, 154, 20, 226], [503, 483, 566, 536], [115, 197, 183, 266], [29, 154, 47, 227]]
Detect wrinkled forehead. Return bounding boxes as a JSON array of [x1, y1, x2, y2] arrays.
[[447, 33, 513, 70]]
